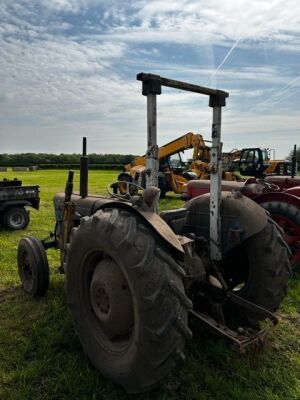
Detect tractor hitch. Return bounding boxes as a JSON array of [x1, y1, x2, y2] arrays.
[[190, 287, 278, 351], [190, 309, 270, 351]]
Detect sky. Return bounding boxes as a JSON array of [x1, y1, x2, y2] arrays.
[[0, 0, 300, 158]]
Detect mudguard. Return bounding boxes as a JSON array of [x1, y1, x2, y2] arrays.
[[0, 200, 36, 212], [253, 191, 300, 208], [184, 191, 268, 254], [53, 193, 184, 254], [99, 201, 184, 254]]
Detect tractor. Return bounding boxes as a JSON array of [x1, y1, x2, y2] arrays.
[[185, 175, 300, 270], [17, 73, 291, 393]]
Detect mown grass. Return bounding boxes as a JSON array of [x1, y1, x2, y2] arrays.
[[0, 169, 300, 400]]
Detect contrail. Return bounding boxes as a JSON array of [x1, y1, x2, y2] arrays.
[[248, 74, 300, 113], [206, 36, 241, 85], [260, 75, 300, 106]]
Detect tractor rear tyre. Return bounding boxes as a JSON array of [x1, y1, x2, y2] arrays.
[[222, 218, 291, 323], [66, 208, 192, 393], [17, 236, 49, 297], [260, 201, 300, 270], [4, 207, 29, 230]]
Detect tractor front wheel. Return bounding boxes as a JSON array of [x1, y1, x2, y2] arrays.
[[17, 236, 49, 297], [66, 208, 192, 393]]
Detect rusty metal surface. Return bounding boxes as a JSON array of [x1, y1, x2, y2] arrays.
[[90, 258, 134, 336], [137, 72, 229, 98], [227, 292, 278, 325], [136, 209, 184, 253], [0, 185, 39, 202], [190, 309, 268, 351], [57, 171, 76, 269], [187, 179, 245, 192], [0, 184, 40, 211], [53, 193, 184, 254]]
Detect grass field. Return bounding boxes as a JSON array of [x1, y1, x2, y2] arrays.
[[0, 169, 300, 400]]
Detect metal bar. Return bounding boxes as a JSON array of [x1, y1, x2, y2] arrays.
[[209, 106, 223, 261], [80, 137, 88, 198], [59, 171, 76, 270], [291, 144, 297, 178], [64, 170, 74, 203], [146, 93, 159, 188], [227, 292, 278, 325], [137, 73, 229, 98], [137, 71, 228, 254], [190, 310, 266, 350], [82, 136, 87, 156]]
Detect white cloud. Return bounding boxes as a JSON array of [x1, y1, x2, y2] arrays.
[[91, 0, 300, 52], [0, 0, 300, 159]]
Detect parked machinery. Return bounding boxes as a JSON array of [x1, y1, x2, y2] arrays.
[[118, 132, 212, 197], [224, 147, 294, 178], [17, 74, 290, 393], [186, 175, 300, 269], [118, 131, 238, 197], [119, 137, 294, 199], [0, 178, 40, 230]]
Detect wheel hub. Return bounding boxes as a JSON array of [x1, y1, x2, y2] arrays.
[[90, 258, 134, 337], [10, 213, 24, 228]]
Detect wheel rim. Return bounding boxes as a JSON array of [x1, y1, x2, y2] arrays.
[[9, 212, 25, 228], [82, 251, 135, 353], [90, 257, 134, 337], [272, 213, 300, 267]]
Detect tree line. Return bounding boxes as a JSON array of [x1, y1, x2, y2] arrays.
[[0, 147, 299, 170], [0, 153, 136, 167]]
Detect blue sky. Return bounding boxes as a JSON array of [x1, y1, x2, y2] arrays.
[[0, 0, 300, 158]]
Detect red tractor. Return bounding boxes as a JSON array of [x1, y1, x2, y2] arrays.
[[185, 175, 300, 269]]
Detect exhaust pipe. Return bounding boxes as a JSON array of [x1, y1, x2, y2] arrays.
[[80, 137, 88, 198], [291, 144, 297, 179]]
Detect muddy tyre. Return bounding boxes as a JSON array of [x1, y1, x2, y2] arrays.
[[222, 218, 291, 322], [66, 208, 192, 393], [4, 206, 29, 230], [260, 201, 300, 270], [17, 236, 49, 297]]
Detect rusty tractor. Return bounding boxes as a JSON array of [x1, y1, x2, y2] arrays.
[[185, 174, 300, 270], [17, 74, 291, 393]]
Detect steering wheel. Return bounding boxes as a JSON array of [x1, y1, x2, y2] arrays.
[[255, 178, 280, 191], [108, 181, 144, 201]]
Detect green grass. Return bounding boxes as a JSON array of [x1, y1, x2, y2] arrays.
[[0, 169, 300, 400]]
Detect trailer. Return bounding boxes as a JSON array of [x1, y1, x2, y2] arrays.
[[0, 178, 40, 230]]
